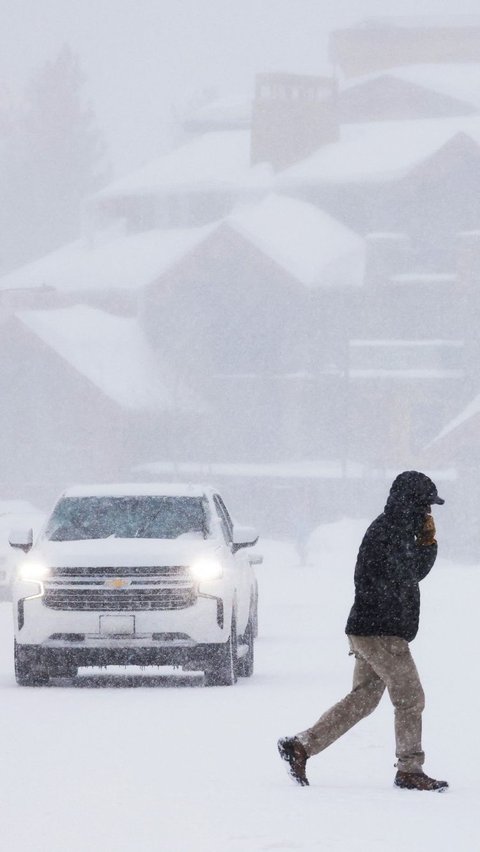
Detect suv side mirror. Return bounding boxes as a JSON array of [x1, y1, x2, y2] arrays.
[[248, 553, 263, 566], [9, 528, 33, 553], [232, 525, 259, 553]]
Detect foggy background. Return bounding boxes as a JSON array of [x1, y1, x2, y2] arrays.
[[1, 1, 480, 556], [2, 1, 480, 173]]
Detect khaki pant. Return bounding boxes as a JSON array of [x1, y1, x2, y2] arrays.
[[297, 635, 425, 773]]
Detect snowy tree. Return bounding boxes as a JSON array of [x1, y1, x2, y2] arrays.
[[0, 45, 109, 270]]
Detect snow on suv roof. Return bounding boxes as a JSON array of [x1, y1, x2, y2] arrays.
[[62, 483, 214, 499]]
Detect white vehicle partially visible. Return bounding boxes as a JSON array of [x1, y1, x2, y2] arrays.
[[10, 483, 259, 686], [0, 501, 45, 601]]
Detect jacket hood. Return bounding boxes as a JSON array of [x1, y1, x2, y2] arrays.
[[385, 470, 445, 516]]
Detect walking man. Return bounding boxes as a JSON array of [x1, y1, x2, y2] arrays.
[[278, 471, 449, 791]]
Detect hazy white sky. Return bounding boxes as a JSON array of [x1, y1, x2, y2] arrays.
[[3, 1, 480, 175]]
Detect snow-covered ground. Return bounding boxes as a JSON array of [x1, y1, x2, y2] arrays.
[[0, 518, 477, 852]]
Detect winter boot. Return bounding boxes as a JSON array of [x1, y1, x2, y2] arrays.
[[394, 771, 449, 792], [277, 737, 309, 786]]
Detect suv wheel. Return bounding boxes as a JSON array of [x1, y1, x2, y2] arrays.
[[237, 616, 254, 678], [204, 614, 238, 687], [14, 641, 49, 686], [252, 580, 259, 638]]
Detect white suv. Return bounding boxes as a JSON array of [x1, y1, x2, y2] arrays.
[[10, 483, 259, 687]]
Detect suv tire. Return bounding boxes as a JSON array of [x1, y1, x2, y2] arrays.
[[237, 616, 254, 678], [14, 641, 49, 686], [252, 580, 259, 638], [49, 653, 78, 679], [204, 614, 238, 687]]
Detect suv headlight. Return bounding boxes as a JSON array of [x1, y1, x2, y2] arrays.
[[191, 558, 223, 582], [18, 561, 50, 582]]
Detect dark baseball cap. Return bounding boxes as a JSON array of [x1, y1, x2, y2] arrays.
[[389, 471, 445, 506]]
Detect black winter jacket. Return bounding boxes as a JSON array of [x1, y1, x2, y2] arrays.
[[345, 500, 437, 643]]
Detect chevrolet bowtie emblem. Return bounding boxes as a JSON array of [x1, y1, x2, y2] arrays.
[[107, 578, 129, 589]]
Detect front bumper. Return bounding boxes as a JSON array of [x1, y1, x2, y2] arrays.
[[14, 585, 229, 651], [17, 640, 229, 670]]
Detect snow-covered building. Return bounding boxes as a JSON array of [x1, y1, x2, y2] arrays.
[[0, 224, 215, 314], [330, 16, 480, 79], [89, 130, 272, 233], [338, 64, 480, 124], [0, 306, 205, 501], [3, 41, 480, 536], [280, 117, 480, 268], [142, 193, 366, 461], [0, 191, 367, 494]]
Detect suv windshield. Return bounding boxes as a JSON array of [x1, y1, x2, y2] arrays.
[[45, 496, 209, 541]]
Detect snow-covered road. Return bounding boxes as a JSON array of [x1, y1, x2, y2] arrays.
[[0, 521, 478, 852]]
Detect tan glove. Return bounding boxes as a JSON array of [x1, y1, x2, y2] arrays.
[[417, 514, 436, 546]]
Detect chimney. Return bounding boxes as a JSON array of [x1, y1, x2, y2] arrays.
[[250, 72, 339, 171]]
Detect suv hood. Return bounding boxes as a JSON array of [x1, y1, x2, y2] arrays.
[[31, 536, 220, 568]]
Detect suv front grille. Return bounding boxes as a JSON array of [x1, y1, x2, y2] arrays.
[[43, 587, 196, 612], [50, 565, 191, 579]]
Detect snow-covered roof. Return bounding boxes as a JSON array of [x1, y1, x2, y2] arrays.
[[17, 306, 205, 414], [95, 131, 273, 199], [227, 194, 365, 288], [135, 459, 368, 480], [341, 64, 480, 112], [0, 194, 365, 297], [280, 116, 480, 186], [62, 482, 212, 498], [0, 226, 214, 294], [184, 95, 252, 129]]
